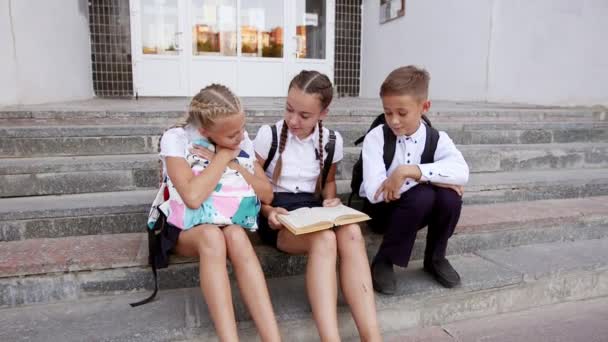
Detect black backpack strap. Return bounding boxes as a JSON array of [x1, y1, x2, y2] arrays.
[[354, 113, 386, 146], [130, 210, 167, 307], [322, 129, 336, 189], [382, 124, 397, 170], [263, 125, 278, 171], [130, 233, 159, 307], [421, 123, 440, 164]]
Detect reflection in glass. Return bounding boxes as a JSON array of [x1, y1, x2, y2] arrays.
[[240, 1, 283, 58], [141, 0, 180, 55], [191, 0, 237, 56], [295, 0, 326, 59]]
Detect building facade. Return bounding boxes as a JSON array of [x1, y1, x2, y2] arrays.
[[1, 0, 607, 106]]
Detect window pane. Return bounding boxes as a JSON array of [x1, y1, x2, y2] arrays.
[[240, 1, 284, 58], [296, 0, 326, 59], [191, 0, 237, 56], [141, 0, 180, 55]]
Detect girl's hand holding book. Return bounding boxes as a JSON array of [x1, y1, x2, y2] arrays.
[[322, 198, 341, 207], [268, 207, 289, 230]]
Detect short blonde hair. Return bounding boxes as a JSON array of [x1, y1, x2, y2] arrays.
[[380, 65, 430, 101]]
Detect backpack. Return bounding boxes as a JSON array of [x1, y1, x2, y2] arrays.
[[263, 124, 336, 189], [130, 179, 170, 307], [348, 113, 439, 233]]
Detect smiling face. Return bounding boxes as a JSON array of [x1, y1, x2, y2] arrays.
[[382, 94, 431, 136], [284, 87, 328, 139], [199, 112, 246, 149]]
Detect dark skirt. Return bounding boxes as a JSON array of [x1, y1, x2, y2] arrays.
[[257, 192, 323, 247], [155, 214, 183, 269]]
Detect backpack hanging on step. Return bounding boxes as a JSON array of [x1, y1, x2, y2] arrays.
[[130, 179, 170, 307], [348, 113, 439, 233]]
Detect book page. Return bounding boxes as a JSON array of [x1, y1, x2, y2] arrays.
[[279, 205, 369, 231], [309, 205, 368, 223]]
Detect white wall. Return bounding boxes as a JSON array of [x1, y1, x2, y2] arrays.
[[0, 0, 94, 106], [361, 0, 608, 106]]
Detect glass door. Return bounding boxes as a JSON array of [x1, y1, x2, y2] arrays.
[[130, 0, 188, 96], [286, 0, 334, 88], [131, 0, 334, 97]]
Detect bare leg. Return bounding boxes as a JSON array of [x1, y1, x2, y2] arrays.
[[223, 225, 281, 342], [174, 225, 238, 342], [335, 224, 382, 342], [277, 229, 340, 342]]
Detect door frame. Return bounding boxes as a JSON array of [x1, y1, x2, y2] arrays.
[[130, 0, 335, 97]]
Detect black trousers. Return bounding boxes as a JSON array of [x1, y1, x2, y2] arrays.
[[374, 183, 463, 267]]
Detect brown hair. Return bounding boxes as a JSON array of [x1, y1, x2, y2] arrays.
[[272, 71, 334, 194], [157, 84, 242, 182], [380, 65, 430, 101]]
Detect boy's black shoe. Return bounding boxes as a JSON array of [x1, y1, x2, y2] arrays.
[[423, 258, 461, 288], [371, 259, 396, 295]]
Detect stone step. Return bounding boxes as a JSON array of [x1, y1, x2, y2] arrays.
[[0, 196, 607, 308], [1, 97, 605, 123], [2, 168, 608, 241], [2, 121, 607, 157], [2, 142, 607, 197], [0, 238, 607, 341]]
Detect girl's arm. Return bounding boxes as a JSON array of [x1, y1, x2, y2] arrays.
[[166, 148, 237, 209], [228, 159, 273, 204], [322, 163, 341, 207]]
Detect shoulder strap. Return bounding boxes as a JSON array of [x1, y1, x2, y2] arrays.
[[354, 113, 386, 146], [263, 125, 278, 171], [421, 123, 440, 164], [321, 129, 336, 188], [382, 124, 396, 171]]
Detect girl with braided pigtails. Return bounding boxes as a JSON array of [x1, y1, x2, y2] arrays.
[[254, 71, 381, 342], [155, 84, 280, 341]]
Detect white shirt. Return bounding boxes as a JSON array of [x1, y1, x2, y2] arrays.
[[254, 120, 344, 193], [360, 121, 469, 204], [159, 124, 256, 177]]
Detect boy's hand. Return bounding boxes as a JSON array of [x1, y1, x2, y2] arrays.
[[323, 198, 341, 207], [433, 182, 464, 197], [374, 168, 406, 202], [268, 207, 289, 230]]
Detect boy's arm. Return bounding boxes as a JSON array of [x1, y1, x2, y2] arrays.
[[418, 132, 469, 186], [361, 128, 390, 204]]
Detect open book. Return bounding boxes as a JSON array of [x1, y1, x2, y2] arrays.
[[277, 204, 371, 235]]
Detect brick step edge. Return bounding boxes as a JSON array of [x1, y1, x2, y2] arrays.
[[0, 239, 606, 341]]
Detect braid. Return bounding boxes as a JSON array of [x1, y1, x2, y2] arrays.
[[272, 121, 289, 183], [186, 84, 242, 128], [315, 120, 324, 194], [159, 83, 242, 184]]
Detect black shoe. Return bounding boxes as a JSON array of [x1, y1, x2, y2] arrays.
[[371, 259, 396, 295], [424, 258, 461, 288]]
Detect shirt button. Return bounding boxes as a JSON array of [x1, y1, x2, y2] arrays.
[[406, 181, 410, 185], [407, 153, 410, 156], [429, 171, 433, 175], [407, 160, 410, 163]]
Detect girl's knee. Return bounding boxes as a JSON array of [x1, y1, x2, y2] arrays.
[[309, 229, 337, 256], [223, 225, 253, 253], [192, 226, 226, 258], [337, 224, 363, 241]]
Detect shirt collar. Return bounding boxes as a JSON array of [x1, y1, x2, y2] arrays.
[[400, 120, 425, 142], [279, 120, 320, 144]]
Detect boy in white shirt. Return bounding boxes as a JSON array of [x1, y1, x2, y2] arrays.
[[361, 66, 469, 294]]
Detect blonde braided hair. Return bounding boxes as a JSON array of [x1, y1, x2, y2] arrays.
[[157, 84, 242, 183]]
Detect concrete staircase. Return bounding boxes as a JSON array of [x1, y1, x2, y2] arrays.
[[1, 98, 607, 341]]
